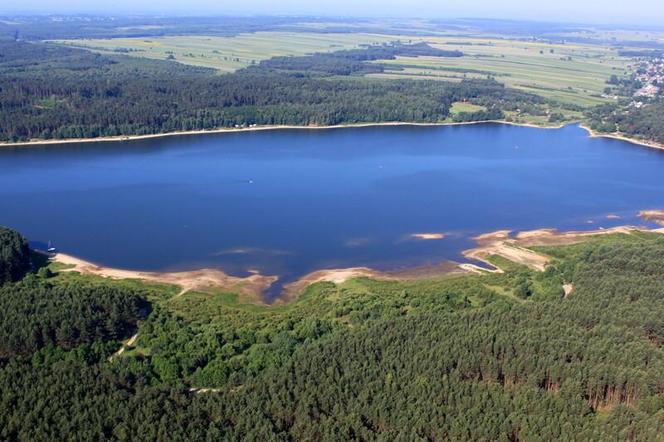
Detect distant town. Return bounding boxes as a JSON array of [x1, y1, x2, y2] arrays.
[[635, 56, 664, 98]]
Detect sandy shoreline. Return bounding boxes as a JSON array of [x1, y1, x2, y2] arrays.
[[579, 124, 664, 152], [1, 118, 662, 153], [51, 252, 278, 300], [0, 120, 567, 149], [462, 225, 659, 273], [281, 261, 463, 300], [3, 120, 662, 153], [44, 224, 664, 303]]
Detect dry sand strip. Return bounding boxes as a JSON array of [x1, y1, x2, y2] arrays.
[[463, 231, 551, 272], [52, 253, 278, 300], [580, 124, 664, 152], [7, 122, 664, 155], [0, 121, 567, 149], [461, 225, 663, 273]]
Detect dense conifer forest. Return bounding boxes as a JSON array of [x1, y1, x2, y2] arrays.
[[0, 227, 31, 284], [0, 40, 543, 142], [1, 226, 663, 440], [586, 100, 664, 144]]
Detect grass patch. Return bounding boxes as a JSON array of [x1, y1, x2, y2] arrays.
[[450, 101, 487, 114]]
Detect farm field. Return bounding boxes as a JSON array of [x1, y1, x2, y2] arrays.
[[54, 31, 396, 72], [54, 31, 642, 108], [371, 37, 636, 107]]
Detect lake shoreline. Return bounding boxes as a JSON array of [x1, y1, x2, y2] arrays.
[[578, 124, 664, 152], [4, 119, 663, 153], [49, 252, 278, 302], [0, 120, 567, 149], [43, 224, 664, 304]]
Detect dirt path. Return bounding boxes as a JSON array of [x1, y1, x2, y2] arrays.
[[109, 333, 139, 361]]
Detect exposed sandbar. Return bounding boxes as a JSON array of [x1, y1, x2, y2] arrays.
[[639, 210, 664, 226], [410, 232, 446, 240], [463, 225, 657, 272]]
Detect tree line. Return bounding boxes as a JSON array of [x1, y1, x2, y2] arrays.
[[586, 100, 664, 143], [0, 226, 31, 285]]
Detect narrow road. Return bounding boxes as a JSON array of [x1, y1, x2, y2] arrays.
[[109, 333, 139, 361]]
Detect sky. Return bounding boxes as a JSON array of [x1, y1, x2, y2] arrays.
[[3, 0, 664, 26]]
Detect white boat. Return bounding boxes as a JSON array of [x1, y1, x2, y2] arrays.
[[47, 241, 57, 253]]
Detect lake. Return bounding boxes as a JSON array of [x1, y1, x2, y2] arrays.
[[1, 123, 663, 298]]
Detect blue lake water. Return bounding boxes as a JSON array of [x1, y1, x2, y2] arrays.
[[1, 123, 663, 296]]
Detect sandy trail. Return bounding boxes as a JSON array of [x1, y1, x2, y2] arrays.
[[53, 253, 278, 299], [109, 333, 139, 361]]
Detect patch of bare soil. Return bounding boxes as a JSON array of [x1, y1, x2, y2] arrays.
[[463, 226, 651, 272], [283, 261, 464, 299]]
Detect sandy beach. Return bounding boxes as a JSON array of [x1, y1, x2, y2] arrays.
[[52, 252, 278, 300]]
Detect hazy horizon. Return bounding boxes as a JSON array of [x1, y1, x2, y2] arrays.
[[2, 0, 664, 27]]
